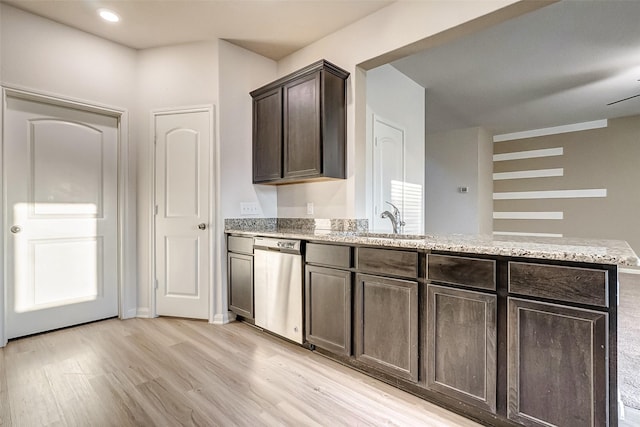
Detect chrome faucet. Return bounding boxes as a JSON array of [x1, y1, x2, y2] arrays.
[[380, 201, 405, 234]]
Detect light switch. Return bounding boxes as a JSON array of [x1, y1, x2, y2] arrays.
[[306, 202, 314, 215], [240, 202, 259, 215]]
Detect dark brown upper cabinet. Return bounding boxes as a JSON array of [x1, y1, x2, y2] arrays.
[[250, 60, 349, 184], [252, 88, 282, 182]]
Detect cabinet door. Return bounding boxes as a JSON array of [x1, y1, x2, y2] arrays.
[[283, 72, 321, 179], [227, 253, 254, 319], [253, 87, 282, 183], [355, 274, 418, 382], [507, 298, 608, 427], [426, 285, 497, 413], [305, 266, 352, 355]]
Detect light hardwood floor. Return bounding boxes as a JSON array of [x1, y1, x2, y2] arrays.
[[0, 317, 479, 426], [619, 273, 640, 427], [621, 407, 640, 427]]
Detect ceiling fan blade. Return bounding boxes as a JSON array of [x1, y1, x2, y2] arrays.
[[607, 93, 640, 106]]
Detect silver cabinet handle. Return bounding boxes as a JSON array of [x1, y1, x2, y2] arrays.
[[10, 225, 22, 234], [198, 223, 207, 230]]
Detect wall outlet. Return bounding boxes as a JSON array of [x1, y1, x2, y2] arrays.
[[458, 186, 469, 193], [240, 202, 259, 215], [306, 202, 314, 215]]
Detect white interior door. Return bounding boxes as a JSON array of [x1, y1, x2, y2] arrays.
[[155, 109, 211, 319], [4, 96, 119, 339], [372, 116, 405, 232]]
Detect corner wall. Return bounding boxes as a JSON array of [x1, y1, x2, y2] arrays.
[[478, 127, 494, 234], [425, 127, 493, 234], [0, 5, 137, 107], [134, 41, 220, 316], [216, 40, 278, 321], [218, 40, 278, 220], [135, 41, 279, 318]]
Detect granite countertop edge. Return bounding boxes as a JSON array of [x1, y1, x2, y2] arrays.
[[225, 228, 640, 267]]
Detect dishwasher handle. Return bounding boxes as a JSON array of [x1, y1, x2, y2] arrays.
[[254, 237, 302, 254], [254, 246, 279, 252]]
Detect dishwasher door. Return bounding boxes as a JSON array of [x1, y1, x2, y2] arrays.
[[254, 248, 303, 344]]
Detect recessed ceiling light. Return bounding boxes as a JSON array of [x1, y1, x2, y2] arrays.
[[98, 9, 120, 23]]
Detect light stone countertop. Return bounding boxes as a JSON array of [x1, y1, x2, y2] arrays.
[[225, 227, 640, 267]]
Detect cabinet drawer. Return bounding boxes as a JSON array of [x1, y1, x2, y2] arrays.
[[508, 262, 608, 307], [357, 247, 417, 279], [427, 254, 496, 291], [306, 243, 351, 268], [228, 235, 254, 255]]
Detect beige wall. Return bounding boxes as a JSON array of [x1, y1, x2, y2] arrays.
[[477, 127, 494, 234], [494, 115, 640, 253], [426, 127, 493, 234]]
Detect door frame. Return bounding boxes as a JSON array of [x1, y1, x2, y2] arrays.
[[0, 85, 135, 346], [149, 105, 216, 321]]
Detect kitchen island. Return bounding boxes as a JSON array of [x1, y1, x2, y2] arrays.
[[225, 219, 639, 427]]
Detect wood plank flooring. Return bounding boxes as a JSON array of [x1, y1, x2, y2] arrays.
[[619, 273, 640, 410], [619, 272, 640, 426], [621, 407, 640, 427], [0, 318, 479, 426]]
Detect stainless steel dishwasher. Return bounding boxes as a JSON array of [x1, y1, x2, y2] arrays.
[[253, 237, 303, 344]]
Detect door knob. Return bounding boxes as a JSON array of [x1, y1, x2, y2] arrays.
[[10, 225, 22, 234], [198, 223, 207, 230]]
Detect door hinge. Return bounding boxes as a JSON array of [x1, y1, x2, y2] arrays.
[[154, 135, 158, 145], [154, 279, 159, 290], [154, 205, 158, 215]]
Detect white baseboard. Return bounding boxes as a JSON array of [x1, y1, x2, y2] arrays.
[[122, 308, 137, 319], [136, 307, 152, 318], [211, 311, 236, 325], [620, 267, 640, 275]]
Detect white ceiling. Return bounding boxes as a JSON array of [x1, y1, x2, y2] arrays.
[[391, 0, 640, 135], [2, 0, 393, 60], [6, 0, 639, 135]]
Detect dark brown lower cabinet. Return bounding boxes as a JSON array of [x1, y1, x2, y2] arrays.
[[507, 298, 608, 427], [426, 285, 497, 413], [305, 265, 352, 355], [355, 274, 418, 382], [228, 253, 254, 319]]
